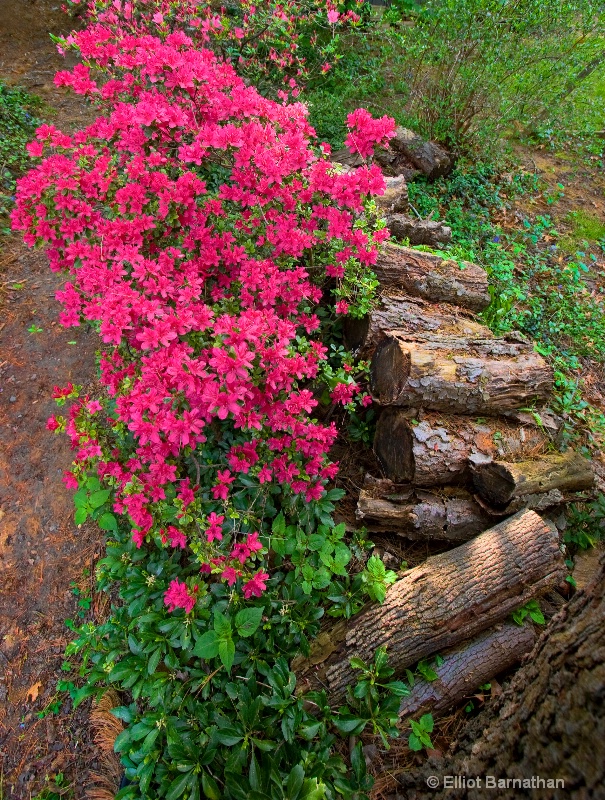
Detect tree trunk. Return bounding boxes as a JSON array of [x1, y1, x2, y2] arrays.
[[472, 451, 594, 508], [370, 333, 553, 414], [375, 243, 490, 313], [397, 622, 536, 724], [373, 409, 549, 485], [386, 214, 452, 247], [294, 511, 565, 706], [394, 556, 605, 800], [356, 487, 491, 542], [343, 297, 489, 355]]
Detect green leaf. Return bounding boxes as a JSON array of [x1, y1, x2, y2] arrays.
[[235, 607, 263, 638], [332, 715, 366, 735], [219, 637, 235, 672], [272, 512, 286, 536], [201, 772, 222, 800], [213, 611, 232, 638], [166, 770, 193, 800], [420, 713, 434, 733], [147, 648, 162, 675], [74, 507, 88, 526], [349, 657, 367, 671], [89, 489, 111, 509], [98, 512, 118, 531], [193, 631, 220, 659], [408, 732, 422, 751], [286, 765, 305, 799]]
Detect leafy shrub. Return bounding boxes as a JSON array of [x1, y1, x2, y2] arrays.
[[0, 82, 41, 228], [13, 11, 404, 798]]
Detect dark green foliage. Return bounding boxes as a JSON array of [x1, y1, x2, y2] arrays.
[[0, 81, 41, 229]]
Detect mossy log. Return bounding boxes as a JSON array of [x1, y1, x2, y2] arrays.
[[397, 622, 536, 724], [356, 487, 491, 542], [375, 243, 490, 312], [343, 297, 490, 355], [294, 511, 565, 705], [471, 451, 594, 508], [373, 409, 550, 485], [370, 333, 553, 414], [386, 214, 452, 247]]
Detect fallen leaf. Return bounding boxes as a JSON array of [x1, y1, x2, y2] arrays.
[[26, 682, 42, 702]]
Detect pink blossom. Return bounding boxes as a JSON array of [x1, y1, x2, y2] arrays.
[[335, 300, 349, 315], [164, 579, 196, 613], [63, 470, 78, 490], [327, 9, 339, 23], [242, 570, 269, 599]]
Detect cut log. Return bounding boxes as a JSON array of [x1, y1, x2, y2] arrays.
[[370, 333, 554, 414], [388, 126, 453, 180], [386, 214, 452, 247], [294, 511, 565, 705], [356, 487, 491, 542], [373, 409, 550, 485], [375, 175, 409, 215], [375, 243, 490, 312], [343, 297, 490, 354], [472, 451, 594, 508], [398, 622, 536, 724]]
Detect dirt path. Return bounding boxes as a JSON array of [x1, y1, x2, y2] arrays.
[[0, 2, 102, 796]]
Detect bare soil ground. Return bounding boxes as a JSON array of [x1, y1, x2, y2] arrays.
[[0, 2, 103, 797]]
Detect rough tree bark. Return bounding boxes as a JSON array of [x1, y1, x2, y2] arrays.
[[356, 486, 491, 542], [394, 556, 605, 800], [373, 409, 549, 485], [386, 214, 452, 247], [294, 511, 565, 705], [472, 451, 594, 508], [343, 297, 489, 355], [397, 622, 536, 724], [375, 243, 490, 312], [370, 333, 553, 414]]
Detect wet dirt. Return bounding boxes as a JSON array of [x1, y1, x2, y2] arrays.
[[0, 1, 104, 796]]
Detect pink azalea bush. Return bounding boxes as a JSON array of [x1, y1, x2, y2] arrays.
[[61, 0, 368, 95], [13, 21, 394, 612]]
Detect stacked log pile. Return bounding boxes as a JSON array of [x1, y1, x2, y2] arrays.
[[337, 240, 595, 725]]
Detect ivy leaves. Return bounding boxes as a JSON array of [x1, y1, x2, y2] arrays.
[[193, 608, 263, 671]]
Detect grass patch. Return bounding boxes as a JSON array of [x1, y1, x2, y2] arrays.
[[559, 210, 605, 253]]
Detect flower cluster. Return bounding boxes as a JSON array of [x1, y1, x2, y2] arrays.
[[61, 0, 367, 95], [13, 21, 393, 610]]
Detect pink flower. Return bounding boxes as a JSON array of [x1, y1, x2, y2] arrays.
[[361, 394, 373, 407], [87, 400, 102, 414], [327, 9, 339, 23], [166, 526, 187, 549], [46, 416, 60, 431], [221, 566, 240, 586], [63, 470, 78, 490], [335, 300, 349, 315], [164, 579, 196, 613], [242, 571, 269, 599]]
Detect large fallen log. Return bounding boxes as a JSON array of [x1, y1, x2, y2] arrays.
[[375, 243, 490, 312], [373, 409, 550, 485], [386, 214, 452, 247], [472, 451, 594, 508], [398, 622, 536, 724], [370, 333, 554, 414], [356, 486, 491, 542], [294, 511, 565, 705], [343, 297, 490, 354]]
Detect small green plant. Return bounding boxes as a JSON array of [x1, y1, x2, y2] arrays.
[[360, 554, 398, 603], [31, 772, 72, 800], [512, 599, 545, 626], [565, 493, 605, 550], [408, 713, 434, 752], [73, 474, 117, 531], [28, 324, 43, 334]]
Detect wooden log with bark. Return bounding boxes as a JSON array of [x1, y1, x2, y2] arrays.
[[471, 450, 594, 508], [397, 622, 536, 724], [370, 333, 554, 414], [394, 554, 605, 800], [356, 485, 492, 542], [294, 511, 565, 705], [343, 297, 490, 354], [386, 214, 452, 247], [375, 243, 490, 312], [373, 409, 550, 485]]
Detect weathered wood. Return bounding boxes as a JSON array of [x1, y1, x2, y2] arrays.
[[386, 213, 452, 247], [356, 486, 491, 542], [375, 243, 490, 312], [294, 511, 565, 705], [398, 622, 536, 723], [343, 297, 490, 354], [370, 333, 554, 414], [373, 409, 550, 485], [472, 451, 594, 507], [375, 175, 409, 214], [388, 126, 453, 180]]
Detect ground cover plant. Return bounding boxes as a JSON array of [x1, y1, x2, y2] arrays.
[[11, 4, 410, 797]]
